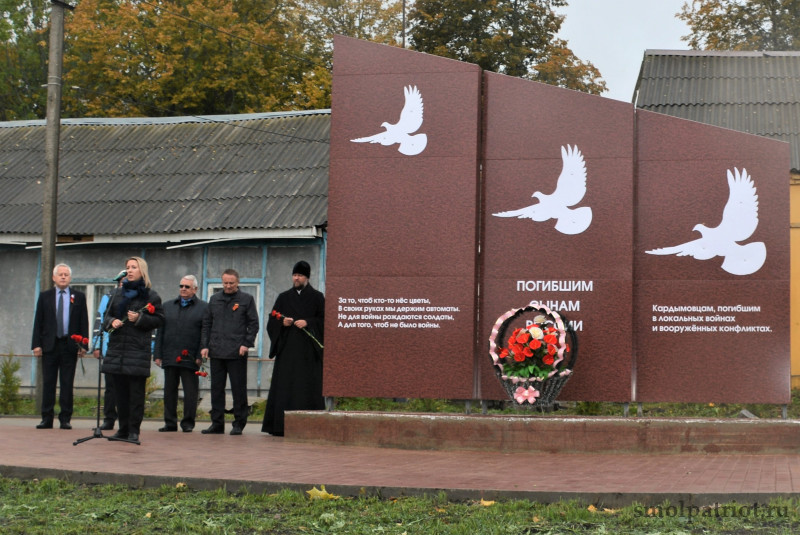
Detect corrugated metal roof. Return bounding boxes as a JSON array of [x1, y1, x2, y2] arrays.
[[634, 50, 800, 171], [0, 111, 330, 239]]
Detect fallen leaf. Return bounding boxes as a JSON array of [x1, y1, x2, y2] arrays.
[[306, 485, 339, 500], [480, 499, 495, 507], [587, 505, 597, 513]]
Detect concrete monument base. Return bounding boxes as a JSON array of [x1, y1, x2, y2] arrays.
[[285, 411, 800, 455]]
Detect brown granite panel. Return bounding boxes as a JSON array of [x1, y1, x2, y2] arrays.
[[327, 158, 478, 276], [480, 71, 635, 401], [635, 281, 790, 403], [324, 276, 476, 398], [635, 110, 791, 403], [326, 36, 482, 398]]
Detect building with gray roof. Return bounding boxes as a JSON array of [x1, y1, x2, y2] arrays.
[[0, 110, 330, 397], [634, 49, 800, 177]]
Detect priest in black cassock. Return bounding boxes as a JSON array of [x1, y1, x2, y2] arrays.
[[262, 261, 325, 436]]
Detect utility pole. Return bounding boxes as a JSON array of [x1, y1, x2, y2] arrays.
[[402, 0, 406, 48], [37, 0, 73, 411]]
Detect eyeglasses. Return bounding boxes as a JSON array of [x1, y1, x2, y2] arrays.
[[179, 285, 193, 289]]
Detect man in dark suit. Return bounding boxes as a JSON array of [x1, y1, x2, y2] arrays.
[[31, 263, 89, 429]]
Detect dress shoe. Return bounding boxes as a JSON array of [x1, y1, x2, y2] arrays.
[[36, 421, 53, 429], [230, 427, 243, 436], [60, 422, 72, 430], [128, 432, 140, 442], [201, 425, 224, 435], [181, 427, 194, 433], [158, 426, 178, 432], [110, 431, 128, 440], [100, 421, 115, 430]]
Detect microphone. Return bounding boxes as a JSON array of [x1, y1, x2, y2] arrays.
[[112, 270, 127, 282]]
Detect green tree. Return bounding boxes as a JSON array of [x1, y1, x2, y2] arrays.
[[0, 0, 50, 120], [290, 0, 403, 63], [286, 0, 405, 108], [62, 0, 325, 117], [407, 0, 606, 94], [678, 0, 800, 50]]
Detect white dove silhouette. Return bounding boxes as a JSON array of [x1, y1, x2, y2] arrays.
[[645, 167, 765, 276], [351, 85, 428, 156], [493, 144, 592, 235]]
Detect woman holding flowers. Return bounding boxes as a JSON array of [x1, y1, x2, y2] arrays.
[[102, 256, 164, 443]]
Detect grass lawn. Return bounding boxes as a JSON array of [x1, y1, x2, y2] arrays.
[[1, 477, 798, 534]]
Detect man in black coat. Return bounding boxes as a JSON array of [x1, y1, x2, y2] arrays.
[[200, 269, 259, 435], [31, 263, 89, 429], [154, 275, 208, 433], [262, 261, 325, 437]]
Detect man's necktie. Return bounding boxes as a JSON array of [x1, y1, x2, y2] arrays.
[[57, 290, 66, 337]]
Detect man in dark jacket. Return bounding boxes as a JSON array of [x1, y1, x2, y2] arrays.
[[200, 269, 259, 435], [31, 263, 89, 429], [154, 275, 208, 433]]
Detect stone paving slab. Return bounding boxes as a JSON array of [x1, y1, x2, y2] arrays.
[[1, 417, 799, 507]]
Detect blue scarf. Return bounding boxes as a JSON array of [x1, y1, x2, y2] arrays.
[[112, 278, 147, 317]]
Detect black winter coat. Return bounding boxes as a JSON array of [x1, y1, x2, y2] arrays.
[[102, 286, 165, 377], [154, 297, 208, 370], [201, 289, 259, 359]]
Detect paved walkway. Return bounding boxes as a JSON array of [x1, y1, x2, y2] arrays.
[[1, 417, 799, 507]]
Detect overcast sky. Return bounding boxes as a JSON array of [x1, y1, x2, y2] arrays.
[[556, 0, 692, 102]]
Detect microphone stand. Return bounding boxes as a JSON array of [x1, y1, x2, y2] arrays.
[[73, 342, 107, 445]]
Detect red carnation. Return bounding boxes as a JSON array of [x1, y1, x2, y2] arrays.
[[145, 303, 155, 314], [176, 356, 182, 362], [543, 354, 555, 366], [69, 334, 89, 348]]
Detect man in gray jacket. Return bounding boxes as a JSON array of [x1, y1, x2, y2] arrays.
[[200, 269, 259, 435], [154, 275, 208, 433]]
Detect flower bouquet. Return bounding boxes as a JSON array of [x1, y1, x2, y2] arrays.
[[489, 303, 577, 409]]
